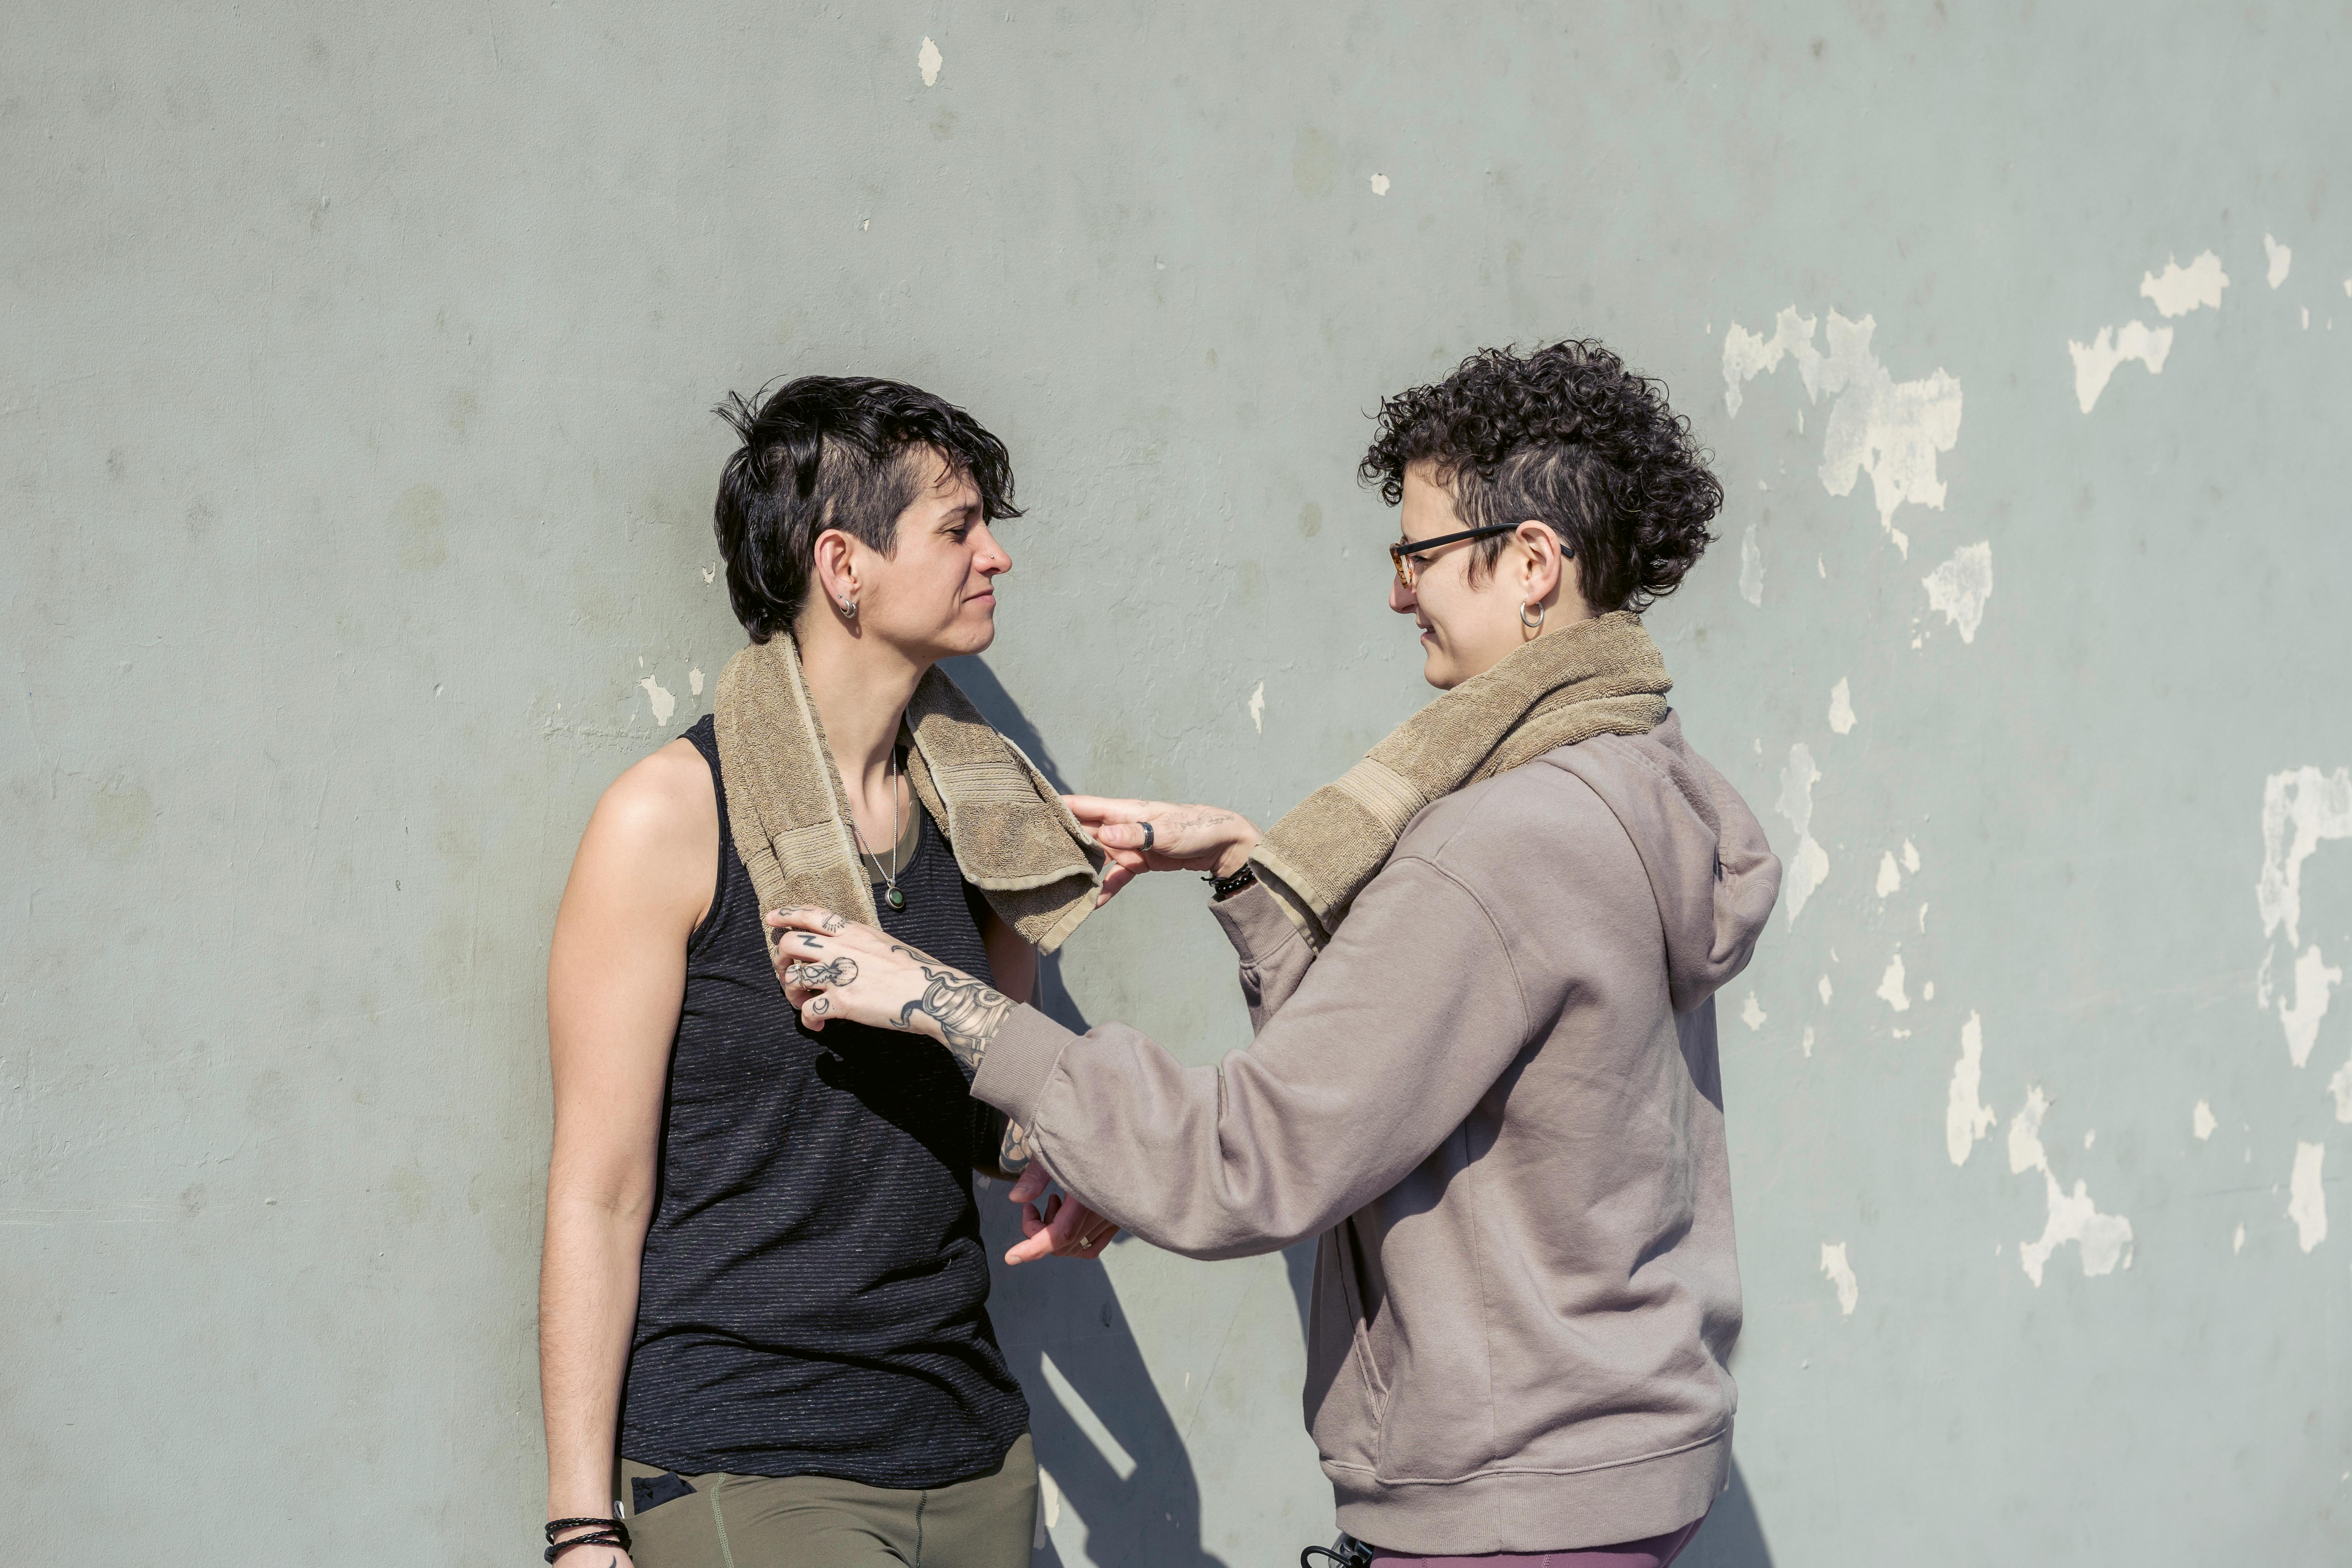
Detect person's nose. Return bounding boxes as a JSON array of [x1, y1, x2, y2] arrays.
[[974, 523, 1011, 576], [1388, 573, 1417, 616]]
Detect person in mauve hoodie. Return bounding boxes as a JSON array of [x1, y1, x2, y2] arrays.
[[769, 341, 1784, 1568]]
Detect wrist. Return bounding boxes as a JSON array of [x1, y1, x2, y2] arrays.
[[1211, 833, 1259, 880]]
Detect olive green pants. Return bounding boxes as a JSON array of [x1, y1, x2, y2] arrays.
[[616, 1436, 1037, 1568]]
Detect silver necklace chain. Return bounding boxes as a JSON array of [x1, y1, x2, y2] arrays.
[[849, 748, 907, 911]]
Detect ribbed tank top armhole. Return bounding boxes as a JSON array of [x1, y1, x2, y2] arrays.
[[681, 715, 733, 956]]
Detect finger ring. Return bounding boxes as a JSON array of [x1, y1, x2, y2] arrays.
[[1138, 821, 1155, 851]]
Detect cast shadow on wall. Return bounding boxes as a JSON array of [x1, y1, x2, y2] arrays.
[[953, 656, 1770, 1568], [951, 655, 1230, 1568]]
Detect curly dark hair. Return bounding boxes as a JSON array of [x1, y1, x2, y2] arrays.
[[713, 375, 1022, 642], [1358, 339, 1722, 614]]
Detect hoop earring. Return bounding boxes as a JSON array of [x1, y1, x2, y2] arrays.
[[840, 598, 858, 619], [1520, 601, 1545, 633]]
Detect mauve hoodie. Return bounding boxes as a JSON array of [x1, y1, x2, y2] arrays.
[[971, 711, 1782, 1553]]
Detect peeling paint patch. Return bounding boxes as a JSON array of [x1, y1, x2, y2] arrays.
[[1819, 1241, 1858, 1314], [2068, 321, 2173, 412], [1722, 307, 1961, 547], [2288, 1142, 2327, 1251], [2257, 766, 2352, 947], [2331, 1056, 2352, 1122], [2279, 944, 2342, 1068], [2193, 1100, 2217, 1140], [2008, 1087, 2135, 1285], [1818, 974, 1833, 1005], [1737, 523, 1764, 606], [2265, 233, 2292, 289], [1877, 951, 1910, 1011], [1902, 839, 1920, 874], [2141, 250, 2229, 318], [1828, 677, 1855, 735], [918, 36, 942, 87], [1875, 851, 1901, 898], [2233, 1222, 2246, 1254], [1776, 743, 1830, 926], [1801, 1027, 1815, 1057], [1248, 681, 1265, 734], [688, 667, 705, 697], [1368, 172, 1390, 196], [1740, 992, 1766, 1031], [639, 674, 676, 726], [1946, 1011, 1994, 1165], [1922, 542, 1994, 643]]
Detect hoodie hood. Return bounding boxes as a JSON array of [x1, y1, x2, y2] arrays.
[[1550, 711, 1782, 1014]]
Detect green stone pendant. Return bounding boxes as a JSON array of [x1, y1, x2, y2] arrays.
[[885, 887, 906, 911]]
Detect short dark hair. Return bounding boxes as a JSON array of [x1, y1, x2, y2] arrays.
[[712, 375, 1022, 642], [1358, 339, 1722, 614]]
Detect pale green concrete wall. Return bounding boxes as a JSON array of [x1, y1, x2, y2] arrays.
[[5, 4, 2348, 1564]]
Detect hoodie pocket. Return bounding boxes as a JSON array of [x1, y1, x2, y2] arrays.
[[1305, 1222, 1391, 1473]]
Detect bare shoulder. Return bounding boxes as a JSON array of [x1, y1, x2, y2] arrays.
[[567, 737, 718, 924]]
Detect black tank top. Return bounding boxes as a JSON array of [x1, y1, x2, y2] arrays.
[[618, 715, 1027, 1485]]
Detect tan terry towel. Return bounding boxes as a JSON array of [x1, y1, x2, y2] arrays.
[[713, 635, 1106, 974], [1251, 609, 1672, 942]]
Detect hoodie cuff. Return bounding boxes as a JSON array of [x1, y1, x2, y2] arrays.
[[971, 1003, 1078, 1127], [1209, 878, 1308, 965]]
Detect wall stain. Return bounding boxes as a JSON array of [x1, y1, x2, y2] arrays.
[[393, 483, 450, 570]]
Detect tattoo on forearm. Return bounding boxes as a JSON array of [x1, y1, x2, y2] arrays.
[[998, 1117, 1034, 1171], [896, 963, 1014, 1071]]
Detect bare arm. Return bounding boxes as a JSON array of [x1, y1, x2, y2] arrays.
[[540, 740, 715, 1557]]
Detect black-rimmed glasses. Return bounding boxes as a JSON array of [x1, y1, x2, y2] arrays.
[[1388, 524, 1521, 589]]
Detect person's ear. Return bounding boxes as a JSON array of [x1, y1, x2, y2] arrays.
[[812, 529, 861, 616], [1516, 521, 1562, 605]]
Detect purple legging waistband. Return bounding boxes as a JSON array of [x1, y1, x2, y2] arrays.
[[1367, 1513, 1705, 1568]]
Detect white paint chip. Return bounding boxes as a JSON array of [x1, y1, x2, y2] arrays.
[[2193, 1100, 2217, 1140], [1818, 974, 1834, 1005], [1722, 306, 1961, 547], [1801, 1027, 1815, 1057], [2330, 1054, 2352, 1123], [2068, 320, 2174, 413], [1247, 681, 1265, 734], [1875, 851, 1902, 898], [1945, 1011, 1994, 1165], [639, 674, 676, 726], [2141, 250, 2229, 318], [2279, 944, 2343, 1068], [2083, 1129, 2096, 1149], [918, 36, 942, 86], [1738, 523, 1764, 606], [2233, 1222, 2246, 1254], [1819, 1241, 1858, 1315], [1902, 839, 1920, 874], [1776, 743, 1830, 927], [1922, 542, 1994, 644], [2008, 1086, 2135, 1285], [2265, 233, 2292, 289], [1828, 677, 1856, 735], [1918, 903, 1929, 933], [1740, 993, 1766, 1031], [688, 667, 705, 697], [2257, 767, 2352, 948], [1923, 981, 1935, 1001], [1877, 951, 1910, 1012], [1368, 173, 1390, 196], [2288, 1142, 2327, 1251]]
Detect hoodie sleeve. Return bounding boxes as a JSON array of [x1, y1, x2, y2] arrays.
[[969, 851, 1535, 1260]]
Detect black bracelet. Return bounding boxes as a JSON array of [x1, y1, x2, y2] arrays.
[[545, 1517, 631, 1564], [1205, 863, 1258, 900]]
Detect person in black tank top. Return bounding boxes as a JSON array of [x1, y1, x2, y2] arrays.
[[539, 376, 1118, 1568], [620, 717, 1023, 1483]]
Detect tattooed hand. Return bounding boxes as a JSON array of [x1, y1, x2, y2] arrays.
[[765, 906, 1015, 1073]]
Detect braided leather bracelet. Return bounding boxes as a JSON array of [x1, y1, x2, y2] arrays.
[[545, 1517, 631, 1564]]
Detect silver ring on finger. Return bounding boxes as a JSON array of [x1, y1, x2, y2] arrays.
[[1138, 820, 1155, 851]]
